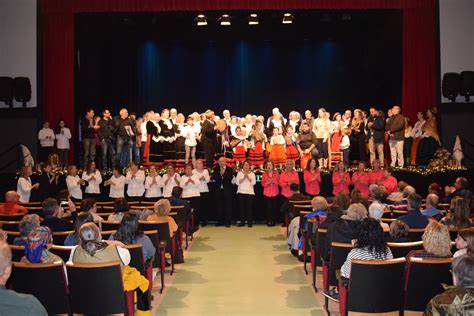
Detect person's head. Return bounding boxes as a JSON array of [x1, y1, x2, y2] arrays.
[[85, 108, 94, 119], [184, 163, 193, 176], [18, 214, 40, 238], [43, 163, 52, 173], [422, 221, 452, 257], [218, 156, 227, 168], [170, 108, 177, 118], [285, 159, 295, 172], [333, 112, 341, 121], [286, 125, 294, 136], [119, 108, 128, 119], [344, 110, 352, 120], [113, 198, 129, 214], [235, 126, 243, 136], [452, 255, 474, 287], [242, 161, 251, 172], [389, 220, 409, 239], [392, 106, 401, 115], [19, 165, 32, 178], [42, 198, 60, 217], [161, 108, 170, 119], [407, 193, 422, 210], [355, 218, 387, 256], [425, 194, 439, 208], [455, 229, 474, 255], [305, 110, 312, 119], [102, 109, 111, 119], [450, 197, 472, 228], [0, 241, 12, 285], [81, 198, 97, 214], [428, 182, 444, 199], [115, 213, 142, 245], [223, 110, 230, 120], [318, 108, 326, 119], [272, 127, 280, 136], [154, 199, 171, 216], [4, 191, 20, 203], [345, 203, 368, 221], [265, 160, 274, 173], [305, 158, 317, 171], [372, 159, 381, 170], [25, 226, 53, 263], [147, 165, 157, 176], [416, 111, 424, 121], [354, 109, 363, 121], [369, 107, 378, 117], [171, 186, 183, 199], [128, 161, 139, 172], [384, 166, 394, 178], [357, 162, 365, 172], [369, 185, 384, 202], [67, 165, 78, 176], [327, 203, 343, 218], [57, 119, 67, 130], [74, 212, 94, 235], [351, 193, 370, 209], [78, 223, 106, 256], [369, 202, 385, 222], [333, 191, 351, 211], [165, 163, 175, 175], [290, 183, 300, 193], [85, 161, 97, 174], [403, 185, 416, 198], [300, 121, 310, 133], [311, 196, 328, 211], [397, 181, 408, 193], [337, 161, 345, 172], [455, 177, 469, 190]]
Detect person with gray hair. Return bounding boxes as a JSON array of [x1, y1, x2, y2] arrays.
[[369, 202, 389, 231], [398, 193, 428, 228], [425, 255, 474, 315], [422, 193, 441, 219], [13, 214, 41, 247], [0, 240, 48, 315]]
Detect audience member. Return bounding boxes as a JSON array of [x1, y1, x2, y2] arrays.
[[386, 181, 408, 202], [64, 212, 94, 246], [40, 198, 74, 232], [444, 177, 473, 205], [453, 229, 474, 258], [407, 221, 452, 259], [368, 202, 389, 231], [421, 194, 441, 220], [0, 191, 27, 215], [280, 183, 310, 221], [440, 196, 473, 229], [333, 191, 351, 212], [147, 199, 178, 236], [14, 214, 41, 247], [387, 220, 410, 243], [80, 198, 103, 224], [428, 182, 444, 200], [108, 197, 129, 222], [398, 193, 429, 229], [21, 226, 62, 263]]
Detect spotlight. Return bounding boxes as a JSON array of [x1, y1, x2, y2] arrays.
[[282, 13, 294, 24], [218, 14, 231, 26], [249, 13, 259, 25], [195, 14, 207, 26]]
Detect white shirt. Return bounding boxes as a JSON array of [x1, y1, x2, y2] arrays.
[[66, 175, 83, 200], [411, 120, 425, 138], [145, 175, 163, 198], [38, 128, 55, 147], [141, 121, 148, 142], [162, 173, 181, 198], [17, 177, 33, 202], [192, 169, 210, 193], [183, 124, 201, 147], [126, 170, 145, 197], [82, 170, 102, 194], [180, 174, 201, 198], [56, 127, 71, 149], [233, 171, 256, 195], [68, 245, 131, 266], [340, 135, 350, 150], [107, 175, 126, 198]]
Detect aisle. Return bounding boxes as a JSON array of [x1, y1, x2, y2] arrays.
[[156, 226, 323, 315]]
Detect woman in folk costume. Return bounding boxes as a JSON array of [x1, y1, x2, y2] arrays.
[[331, 112, 344, 153], [417, 107, 441, 166], [286, 111, 301, 133], [284, 125, 300, 164], [248, 120, 267, 169], [409, 111, 425, 165], [231, 126, 248, 168], [146, 113, 163, 163], [173, 113, 186, 167], [158, 108, 176, 161], [269, 127, 287, 168]]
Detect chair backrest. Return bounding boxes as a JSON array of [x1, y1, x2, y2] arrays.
[[101, 221, 121, 231], [49, 245, 74, 262], [0, 221, 20, 232], [348, 258, 406, 313], [298, 209, 312, 230], [128, 201, 140, 206], [140, 201, 155, 206], [0, 214, 24, 221], [97, 212, 114, 220], [407, 228, 425, 241], [100, 230, 116, 241], [9, 245, 24, 262], [143, 230, 160, 268], [329, 242, 352, 286], [26, 207, 43, 216], [448, 228, 460, 241], [11, 261, 69, 315], [19, 202, 41, 207], [387, 241, 424, 259], [313, 228, 327, 266], [4, 230, 21, 245], [52, 230, 74, 246], [170, 205, 187, 228], [96, 201, 114, 206], [101, 206, 115, 213], [140, 221, 171, 252], [66, 262, 125, 314], [124, 244, 145, 276], [404, 257, 453, 312]]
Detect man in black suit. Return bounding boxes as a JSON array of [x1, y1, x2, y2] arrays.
[[366, 107, 386, 166], [211, 157, 234, 227], [200, 110, 218, 169]]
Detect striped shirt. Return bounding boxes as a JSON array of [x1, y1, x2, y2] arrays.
[[340, 247, 393, 279]]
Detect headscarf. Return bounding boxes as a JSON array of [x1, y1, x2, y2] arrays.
[[25, 226, 52, 263]]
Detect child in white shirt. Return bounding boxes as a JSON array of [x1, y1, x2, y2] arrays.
[[340, 128, 351, 166], [183, 116, 200, 165]]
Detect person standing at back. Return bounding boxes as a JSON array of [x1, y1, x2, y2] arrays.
[[200, 110, 218, 169], [366, 107, 385, 166], [37, 121, 55, 163], [82, 108, 98, 168], [211, 157, 234, 227], [114, 108, 136, 168], [386, 106, 405, 167], [98, 109, 116, 170]]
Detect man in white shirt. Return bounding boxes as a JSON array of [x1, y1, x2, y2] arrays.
[[37, 121, 55, 163]]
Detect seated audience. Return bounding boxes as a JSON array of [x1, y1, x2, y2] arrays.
[[0, 240, 48, 315], [350, 192, 370, 209], [387, 220, 411, 243], [381, 167, 398, 194], [444, 177, 473, 205], [422, 193, 442, 220], [407, 221, 452, 259], [319, 203, 343, 229], [440, 196, 473, 229], [392, 185, 416, 206], [80, 198, 103, 224], [280, 183, 310, 221], [167, 186, 199, 236], [64, 212, 94, 246], [147, 199, 178, 236], [425, 256, 474, 315], [453, 229, 474, 258], [107, 197, 129, 222], [13, 214, 41, 247], [368, 202, 390, 231], [68, 223, 130, 268], [110, 213, 156, 261], [386, 181, 408, 202], [0, 191, 27, 215], [428, 182, 445, 200], [333, 191, 351, 212], [21, 226, 62, 263], [398, 193, 429, 229], [40, 198, 74, 232]]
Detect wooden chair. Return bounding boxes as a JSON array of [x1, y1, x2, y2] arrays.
[[407, 228, 425, 242], [387, 241, 424, 258], [286, 199, 312, 236], [143, 230, 166, 293], [19, 202, 41, 207], [96, 201, 114, 206], [124, 244, 154, 293], [3, 230, 21, 245], [49, 245, 74, 262], [100, 230, 117, 240], [97, 212, 115, 220], [0, 220, 20, 231], [9, 245, 24, 262], [295, 206, 312, 274], [310, 227, 327, 288], [0, 214, 25, 221], [52, 231, 74, 246], [101, 221, 121, 231], [139, 221, 176, 276], [10, 261, 69, 315]]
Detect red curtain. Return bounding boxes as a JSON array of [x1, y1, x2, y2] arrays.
[[41, 0, 437, 158]]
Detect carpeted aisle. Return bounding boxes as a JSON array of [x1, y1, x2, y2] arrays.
[[156, 226, 323, 315]]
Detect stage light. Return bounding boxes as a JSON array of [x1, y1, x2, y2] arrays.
[[218, 14, 231, 26], [249, 14, 259, 25], [282, 13, 294, 24], [195, 14, 207, 26]]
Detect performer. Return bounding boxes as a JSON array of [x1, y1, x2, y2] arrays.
[[162, 163, 181, 198], [409, 111, 425, 165], [350, 109, 367, 162], [332, 161, 350, 195], [313, 108, 331, 168], [17, 165, 39, 203], [144, 165, 162, 201], [269, 127, 287, 168], [36, 163, 58, 201], [114, 108, 136, 168], [381, 167, 398, 193], [351, 162, 370, 197], [297, 121, 318, 169], [279, 160, 300, 199], [125, 161, 145, 202], [55, 120, 72, 168], [159, 109, 176, 161], [284, 126, 299, 164], [146, 113, 163, 163], [340, 128, 351, 166], [211, 156, 234, 227], [201, 111, 218, 168], [98, 109, 116, 170], [303, 110, 314, 129], [366, 107, 385, 166], [174, 114, 186, 164], [266, 107, 286, 136], [261, 161, 280, 227], [417, 107, 440, 166], [193, 160, 210, 226], [183, 115, 200, 166], [66, 165, 84, 202], [37, 122, 55, 163], [82, 108, 97, 167], [286, 111, 301, 133], [234, 161, 256, 227], [303, 158, 321, 197], [81, 161, 102, 199], [387, 106, 406, 167], [180, 164, 201, 223], [104, 166, 126, 199], [231, 127, 248, 168], [248, 120, 266, 169]]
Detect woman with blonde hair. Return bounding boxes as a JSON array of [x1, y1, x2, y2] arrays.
[[147, 199, 178, 236], [407, 221, 452, 259], [17, 165, 39, 203], [441, 196, 473, 229]]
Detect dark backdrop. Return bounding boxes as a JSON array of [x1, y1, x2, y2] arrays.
[[75, 10, 401, 117]]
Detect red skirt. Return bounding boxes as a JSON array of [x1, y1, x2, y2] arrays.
[[233, 145, 247, 162], [286, 145, 299, 161], [248, 142, 265, 166], [269, 144, 287, 165]]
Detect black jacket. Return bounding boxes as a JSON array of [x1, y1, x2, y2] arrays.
[[98, 118, 115, 140], [323, 218, 363, 261], [201, 120, 217, 144], [211, 166, 234, 192], [81, 117, 95, 139], [366, 115, 386, 144]]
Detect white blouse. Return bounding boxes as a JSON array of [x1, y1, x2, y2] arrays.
[[107, 175, 126, 198], [145, 175, 163, 198], [233, 171, 256, 195], [126, 170, 145, 197], [192, 169, 210, 193], [56, 127, 72, 150], [162, 173, 181, 198], [180, 174, 201, 198], [66, 175, 83, 200], [17, 177, 33, 202], [183, 125, 201, 147], [82, 170, 102, 194], [38, 128, 55, 147]]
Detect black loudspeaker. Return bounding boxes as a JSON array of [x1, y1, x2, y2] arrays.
[[14, 77, 31, 107], [0, 77, 14, 107], [460, 71, 474, 102], [442, 73, 460, 102]]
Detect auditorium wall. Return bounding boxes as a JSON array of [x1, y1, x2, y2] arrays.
[[0, 0, 37, 108]]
